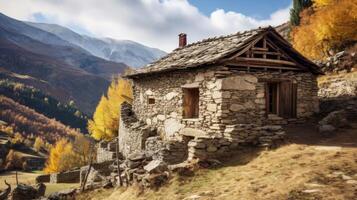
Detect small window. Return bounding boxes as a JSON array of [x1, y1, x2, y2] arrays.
[[148, 97, 155, 104], [182, 88, 199, 119]]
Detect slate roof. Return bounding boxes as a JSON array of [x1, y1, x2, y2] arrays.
[[126, 26, 321, 78]]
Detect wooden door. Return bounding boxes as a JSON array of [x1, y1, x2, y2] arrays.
[[183, 88, 199, 118], [278, 81, 297, 118]]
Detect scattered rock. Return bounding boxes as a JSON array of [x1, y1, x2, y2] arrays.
[[47, 189, 77, 200], [341, 175, 352, 180], [319, 110, 349, 128], [127, 152, 146, 161], [318, 125, 336, 136], [346, 180, 357, 185], [144, 160, 168, 173], [302, 189, 321, 194], [11, 184, 39, 200], [184, 194, 202, 200]]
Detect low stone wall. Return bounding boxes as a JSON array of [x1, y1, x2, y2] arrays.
[[36, 174, 50, 183], [145, 136, 188, 164], [188, 124, 285, 160], [50, 169, 80, 183], [80, 160, 114, 184]]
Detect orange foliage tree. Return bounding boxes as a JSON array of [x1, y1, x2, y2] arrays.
[[291, 0, 357, 59], [88, 77, 133, 141], [44, 135, 93, 173]]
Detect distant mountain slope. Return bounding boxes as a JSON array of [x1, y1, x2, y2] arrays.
[[0, 13, 128, 80], [27, 22, 166, 68], [0, 35, 109, 114], [0, 13, 130, 114], [0, 79, 88, 133], [0, 96, 81, 143]]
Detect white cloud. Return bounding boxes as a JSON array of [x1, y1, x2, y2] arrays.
[[0, 0, 290, 51]]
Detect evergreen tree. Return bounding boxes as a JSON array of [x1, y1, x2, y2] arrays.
[[290, 0, 313, 26]]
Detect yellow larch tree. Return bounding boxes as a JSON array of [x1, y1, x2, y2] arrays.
[[44, 138, 73, 173], [291, 0, 357, 59], [33, 137, 44, 152], [88, 77, 133, 141]]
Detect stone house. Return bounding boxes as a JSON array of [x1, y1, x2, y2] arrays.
[[121, 27, 322, 162]]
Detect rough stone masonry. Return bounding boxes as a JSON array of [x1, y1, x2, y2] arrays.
[[120, 27, 320, 161]]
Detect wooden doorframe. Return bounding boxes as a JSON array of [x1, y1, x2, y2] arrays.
[[264, 80, 297, 119]]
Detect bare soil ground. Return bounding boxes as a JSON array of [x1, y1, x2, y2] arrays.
[[78, 122, 357, 200]]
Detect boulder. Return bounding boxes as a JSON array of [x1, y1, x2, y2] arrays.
[[34, 183, 46, 197], [126, 160, 142, 169], [319, 125, 336, 136], [47, 189, 76, 200], [143, 160, 168, 173], [127, 152, 146, 161], [142, 173, 169, 188], [11, 184, 38, 200], [319, 110, 349, 128]]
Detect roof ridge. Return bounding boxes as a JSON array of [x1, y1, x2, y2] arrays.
[[171, 26, 270, 52]]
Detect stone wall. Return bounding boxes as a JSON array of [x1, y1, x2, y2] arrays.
[[118, 102, 156, 157], [50, 169, 80, 183], [221, 71, 319, 126], [80, 160, 114, 184], [318, 72, 357, 119], [131, 65, 319, 140], [36, 174, 50, 183], [145, 136, 188, 164], [188, 124, 285, 160], [96, 141, 117, 163]]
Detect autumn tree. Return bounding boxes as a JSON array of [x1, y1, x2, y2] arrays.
[[88, 77, 133, 141], [5, 150, 22, 170], [291, 0, 357, 59], [44, 139, 72, 173], [290, 0, 313, 26], [44, 135, 93, 173], [33, 137, 45, 152]]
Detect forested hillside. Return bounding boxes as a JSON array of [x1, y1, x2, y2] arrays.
[[0, 79, 87, 132], [0, 96, 81, 144]]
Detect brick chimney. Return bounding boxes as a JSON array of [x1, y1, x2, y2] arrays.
[[179, 33, 187, 48]]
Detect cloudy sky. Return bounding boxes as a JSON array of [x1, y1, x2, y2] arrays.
[[0, 0, 291, 51]]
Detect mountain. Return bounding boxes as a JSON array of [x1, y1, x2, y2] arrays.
[[0, 13, 129, 114], [27, 22, 166, 68]]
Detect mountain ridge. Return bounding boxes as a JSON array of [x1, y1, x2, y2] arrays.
[[26, 22, 166, 68]]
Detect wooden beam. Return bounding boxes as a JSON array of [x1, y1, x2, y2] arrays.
[[265, 37, 310, 71], [252, 51, 282, 56], [252, 47, 268, 51], [225, 61, 304, 71], [233, 57, 297, 66]]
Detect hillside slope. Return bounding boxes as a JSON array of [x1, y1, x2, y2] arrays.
[[0, 96, 81, 143], [27, 22, 166, 68], [78, 123, 357, 200], [0, 79, 87, 132]]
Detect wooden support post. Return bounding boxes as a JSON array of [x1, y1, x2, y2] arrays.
[[81, 146, 94, 192], [116, 140, 123, 187], [15, 170, 18, 186]]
